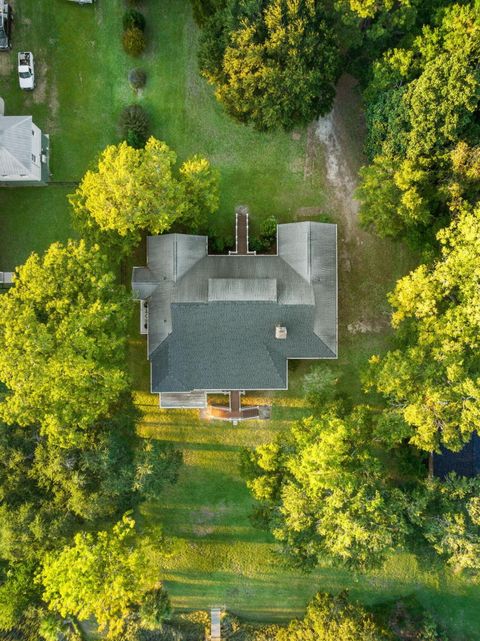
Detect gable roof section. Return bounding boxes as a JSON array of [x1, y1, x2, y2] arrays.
[[0, 116, 33, 178], [141, 234, 207, 355], [279, 221, 337, 354], [278, 222, 311, 281], [310, 223, 337, 354]]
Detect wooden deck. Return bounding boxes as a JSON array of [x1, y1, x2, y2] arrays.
[[160, 391, 207, 409], [206, 391, 261, 421]]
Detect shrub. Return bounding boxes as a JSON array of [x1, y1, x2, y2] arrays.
[[249, 215, 278, 253], [139, 587, 172, 630], [208, 234, 233, 254], [119, 104, 150, 149], [128, 68, 147, 90], [122, 26, 146, 57], [303, 366, 338, 408], [123, 9, 146, 32]]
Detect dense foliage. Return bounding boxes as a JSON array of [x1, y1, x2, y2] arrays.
[[70, 138, 219, 254], [120, 104, 150, 148], [242, 407, 416, 569], [0, 235, 182, 636], [123, 26, 146, 57], [367, 201, 480, 452], [39, 514, 161, 638], [199, 0, 340, 130], [0, 241, 130, 447], [358, 3, 480, 241], [243, 402, 480, 574], [418, 475, 480, 578], [275, 591, 390, 641]]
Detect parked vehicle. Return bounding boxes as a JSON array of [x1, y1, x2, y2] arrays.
[[18, 51, 35, 90], [0, 3, 12, 51], [68, 0, 94, 4]]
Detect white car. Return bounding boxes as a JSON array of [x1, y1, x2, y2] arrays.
[[18, 51, 35, 90]]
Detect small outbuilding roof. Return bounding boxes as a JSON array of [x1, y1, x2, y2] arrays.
[[432, 432, 480, 479]]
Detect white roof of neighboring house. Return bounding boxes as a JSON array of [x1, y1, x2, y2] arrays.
[[0, 115, 41, 181]]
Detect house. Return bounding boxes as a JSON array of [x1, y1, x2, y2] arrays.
[[431, 432, 480, 479], [0, 114, 50, 185], [132, 210, 337, 412]]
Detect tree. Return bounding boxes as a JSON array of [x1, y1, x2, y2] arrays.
[[344, 0, 409, 19], [367, 201, 480, 452], [242, 407, 412, 569], [138, 587, 172, 630], [70, 138, 219, 254], [134, 438, 183, 501], [0, 563, 39, 632], [418, 475, 480, 578], [32, 406, 139, 521], [38, 514, 161, 638], [0, 240, 130, 447], [190, 0, 225, 26], [178, 155, 220, 233], [199, 0, 340, 130], [276, 591, 390, 641], [358, 4, 480, 241], [302, 366, 338, 409]]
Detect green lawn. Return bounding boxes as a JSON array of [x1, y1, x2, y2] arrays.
[[1, 0, 479, 638], [135, 389, 480, 637], [0, 0, 324, 269]]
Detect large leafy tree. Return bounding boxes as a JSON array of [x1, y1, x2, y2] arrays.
[[70, 138, 219, 255], [276, 591, 390, 641], [0, 414, 181, 634], [416, 475, 480, 578], [358, 3, 480, 241], [0, 240, 131, 447], [367, 201, 480, 452], [242, 407, 413, 570], [38, 514, 161, 638], [199, 0, 340, 130]]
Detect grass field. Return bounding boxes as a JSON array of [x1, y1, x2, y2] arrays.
[[135, 390, 480, 637], [0, 0, 324, 269], [1, 0, 479, 638]]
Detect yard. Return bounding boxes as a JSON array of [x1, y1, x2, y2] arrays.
[[1, 0, 479, 638]]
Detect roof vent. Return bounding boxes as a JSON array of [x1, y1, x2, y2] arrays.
[[275, 325, 287, 340]]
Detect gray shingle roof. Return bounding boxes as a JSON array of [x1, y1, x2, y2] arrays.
[[133, 222, 337, 393], [151, 302, 333, 391]]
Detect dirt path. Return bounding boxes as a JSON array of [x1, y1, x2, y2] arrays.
[[315, 74, 365, 247], [313, 75, 414, 335]]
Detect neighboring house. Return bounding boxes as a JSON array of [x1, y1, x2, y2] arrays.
[[0, 114, 50, 185], [132, 210, 337, 411], [431, 432, 480, 479]]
